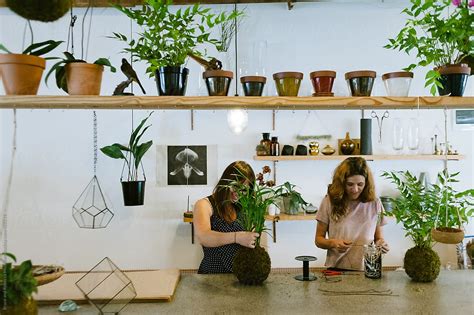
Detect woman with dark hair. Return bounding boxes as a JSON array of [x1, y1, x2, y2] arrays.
[[194, 161, 260, 274], [315, 157, 389, 270]]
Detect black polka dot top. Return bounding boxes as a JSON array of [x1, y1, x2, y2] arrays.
[[198, 195, 244, 274]]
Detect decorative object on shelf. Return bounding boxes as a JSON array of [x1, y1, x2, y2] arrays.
[[101, 112, 153, 206], [364, 243, 382, 279], [437, 64, 471, 96], [379, 196, 393, 212], [391, 118, 404, 153], [340, 132, 356, 155], [276, 181, 308, 215], [321, 144, 336, 155], [0, 40, 62, 95], [308, 141, 320, 155], [273, 71, 303, 96], [203, 70, 234, 96], [304, 203, 318, 214], [345, 70, 376, 96], [296, 134, 331, 141], [227, 108, 248, 134], [256, 165, 274, 187], [241, 76, 266, 96], [73, 111, 114, 228], [309, 70, 336, 96], [281, 144, 294, 156], [271, 136, 280, 156], [259, 132, 271, 156], [432, 134, 440, 155], [294, 256, 317, 281], [113, 0, 241, 95], [382, 71, 413, 96], [407, 118, 420, 152], [385, 0, 472, 96], [114, 58, 146, 96], [256, 144, 267, 156], [360, 118, 373, 155], [371, 110, 389, 143], [295, 144, 308, 156], [0, 252, 38, 315], [6, 0, 70, 22], [58, 300, 78, 312], [32, 265, 65, 286], [76, 257, 136, 314]]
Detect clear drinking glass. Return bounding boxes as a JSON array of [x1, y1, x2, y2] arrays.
[[407, 118, 420, 152], [392, 118, 404, 153]]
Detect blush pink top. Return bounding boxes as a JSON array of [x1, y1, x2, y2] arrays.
[[316, 195, 387, 271]]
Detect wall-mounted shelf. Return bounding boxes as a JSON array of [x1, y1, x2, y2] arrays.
[[0, 96, 473, 110], [183, 212, 315, 244], [254, 155, 465, 161]]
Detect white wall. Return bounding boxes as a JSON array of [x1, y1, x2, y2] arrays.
[[1, 2, 473, 271]]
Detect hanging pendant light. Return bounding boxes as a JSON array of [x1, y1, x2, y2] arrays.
[[227, 109, 248, 134]]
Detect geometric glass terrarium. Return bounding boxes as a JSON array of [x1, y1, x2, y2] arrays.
[[72, 175, 114, 229], [75, 257, 137, 314]]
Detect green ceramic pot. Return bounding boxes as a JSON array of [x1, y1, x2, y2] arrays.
[[273, 71, 303, 96]]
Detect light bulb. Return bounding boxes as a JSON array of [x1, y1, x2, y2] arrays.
[[227, 109, 248, 134]]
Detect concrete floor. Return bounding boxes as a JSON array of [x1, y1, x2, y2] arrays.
[[38, 270, 474, 314]]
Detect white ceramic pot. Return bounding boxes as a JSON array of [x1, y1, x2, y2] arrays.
[[382, 71, 413, 96]]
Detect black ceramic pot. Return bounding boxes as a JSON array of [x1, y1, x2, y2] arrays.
[[241, 76, 266, 96], [345, 70, 377, 96], [295, 145, 308, 155], [281, 145, 294, 155], [203, 70, 233, 96], [121, 181, 145, 206], [155, 66, 189, 96], [437, 64, 471, 96]]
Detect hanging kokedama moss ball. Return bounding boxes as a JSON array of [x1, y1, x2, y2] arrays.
[[6, 0, 71, 22], [404, 246, 441, 282], [233, 245, 271, 285]]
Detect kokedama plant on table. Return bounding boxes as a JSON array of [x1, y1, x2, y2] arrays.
[[101, 112, 153, 206], [385, 0, 473, 96]]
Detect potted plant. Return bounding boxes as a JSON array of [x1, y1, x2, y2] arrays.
[[6, 0, 70, 22], [100, 112, 153, 206], [45, 52, 116, 95], [113, 0, 241, 96], [225, 172, 284, 285], [276, 181, 308, 215], [385, 0, 473, 96], [0, 252, 38, 314], [0, 40, 62, 95]]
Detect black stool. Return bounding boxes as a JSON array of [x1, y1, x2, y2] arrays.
[[294, 255, 317, 281]]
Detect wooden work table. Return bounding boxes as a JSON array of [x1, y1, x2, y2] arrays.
[[38, 270, 473, 314]]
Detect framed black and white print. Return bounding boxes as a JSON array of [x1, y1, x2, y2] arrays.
[[452, 109, 474, 131]]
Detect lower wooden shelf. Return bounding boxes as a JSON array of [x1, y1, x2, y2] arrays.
[[183, 212, 316, 244]]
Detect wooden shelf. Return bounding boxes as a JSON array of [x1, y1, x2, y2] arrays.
[[0, 96, 473, 110], [254, 154, 464, 161], [0, 0, 291, 7]]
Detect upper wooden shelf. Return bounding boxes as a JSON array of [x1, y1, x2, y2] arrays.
[[254, 154, 465, 161], [0, 96, 473, 110]]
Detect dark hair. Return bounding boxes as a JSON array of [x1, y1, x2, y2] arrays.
[[212, 161, 255, 223], [327, 157, 375, 221]]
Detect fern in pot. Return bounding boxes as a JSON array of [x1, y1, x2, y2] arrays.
[[101, 112, 153, 206]]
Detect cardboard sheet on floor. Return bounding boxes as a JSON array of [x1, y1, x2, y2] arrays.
[[35, 269, 180, 304]]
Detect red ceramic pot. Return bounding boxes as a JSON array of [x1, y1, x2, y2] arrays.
[[309, 70, 336, 94]]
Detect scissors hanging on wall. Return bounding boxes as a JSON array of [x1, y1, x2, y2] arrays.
[[371, 110, 390, 143]]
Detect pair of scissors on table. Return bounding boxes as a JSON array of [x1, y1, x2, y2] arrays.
[[321, 270, 359, 282], [371, 110, 389, 143]]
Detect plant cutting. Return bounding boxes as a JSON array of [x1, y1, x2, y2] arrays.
[[100, 112, 153, 206], [112, 0, 241, 95], [385, 0, 473, 96], [0, 252, 38, 314], [45, 52, 116, 95], [0, 40, 62, 94]]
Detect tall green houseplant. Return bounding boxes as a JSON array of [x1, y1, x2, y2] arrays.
[[385, 0, 473, 96], [113, 0, 241, 96]]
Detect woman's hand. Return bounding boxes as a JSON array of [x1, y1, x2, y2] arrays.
[[236, 231, 259, 248], [331, 239, 352, 252], [375, 238, 390, 253]]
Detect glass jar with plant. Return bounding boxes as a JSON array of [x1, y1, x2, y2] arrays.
[[113, 0, 242, 96], [0, 252, 38, 314], [385, 0, 473, 96], [100, 112, 153, 206]]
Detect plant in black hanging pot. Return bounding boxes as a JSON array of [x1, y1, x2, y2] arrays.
[[101, 112, 153, 206]]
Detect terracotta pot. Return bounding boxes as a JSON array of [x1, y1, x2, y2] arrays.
[[240, 76, 266, 96], [0, 54, 45, 95], [203, 70, 233, 96], [273, 71, 303, 96], [382, 71, 413, 97], [431, 227, 465, 244], [345, 70, 377, 96], [437, 64, 471, 97], [309, 70, 336, 94], [66, 62, 104, 95]]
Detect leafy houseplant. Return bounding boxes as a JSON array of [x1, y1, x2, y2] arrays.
[[45, 52, 116, 95], [0, 40, 62, 95], [0, 253, 38, 314], [100, 112, 153, 206], [113, 0, 241, 95], [225, 173, 285, 285], [276, 182, 308, 215], [385, 0, 473, 96]]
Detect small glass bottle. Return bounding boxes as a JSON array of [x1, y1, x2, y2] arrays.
[[260, 133, 271, 156], [271, 136, 280, 156]]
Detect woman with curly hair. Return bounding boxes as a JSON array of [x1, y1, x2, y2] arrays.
[[315, 157, 389, 270]]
